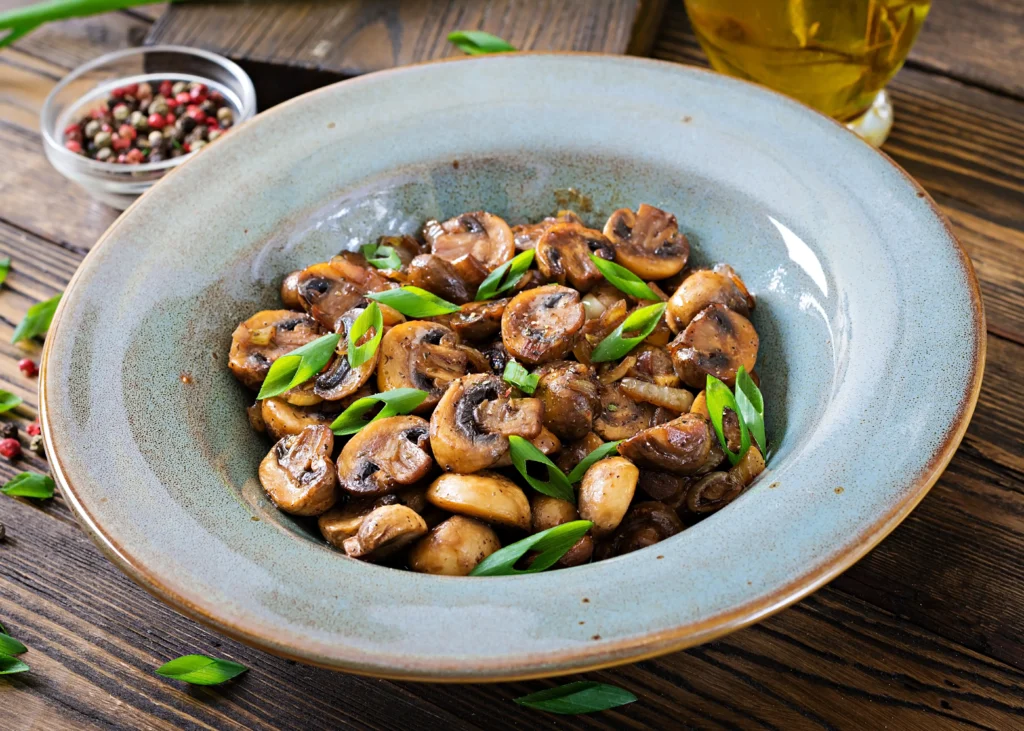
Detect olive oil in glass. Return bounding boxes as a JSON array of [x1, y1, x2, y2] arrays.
[[684, 0, 931, 145]]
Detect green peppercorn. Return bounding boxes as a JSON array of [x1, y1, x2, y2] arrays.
[[84, 119, 101, 138], [112, 104, 130, 122], [130, 110, 148, 130], [148, 99, 169, 116], [190, 140, 207, 153], [148, 130, 164, 146], [137, 82, 153, 99], [95, 147, 113, 162], [94, 130, 113, 148], [216, 106, 234, 124], [172, 81, 187, 95], [207, 129, 221, 142]]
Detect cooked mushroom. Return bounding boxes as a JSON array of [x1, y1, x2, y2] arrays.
[[627, 345, 680, 387], [429, 373, 543, 473], [637, 470, 691, 511], [578, 456, 638, 538], [555, 431, 605, 475], [378, 321, 472, 411], [258, 425, 338, 516], [426, 471, 531, 530], [714, 263, 755, 310], [666, 269, 752, 333], [593, 383, 654, 441], [228, 310, 322, 390], [342, 504, 428, 560], [511, 210, 582, 251], [534, 361, 601, 441], [406, 254, 473, 304], [280, 379, 323, 407], [730, 446, 766, 487], [312, 307, 379, 401], [408, 516, 501, 575], [527, 494, 593, 567], [491, 427, 561, 467], [668, 304, 758, 388], [501, 285, 586, 365], [423, 211, 515, 273], [603, 204, 689, 280], [441, 298, 508, 342], [318, 498, 378, 548], [261, 397, 340, 441], [377, 235, 426, 268], [280, 271, 303, 309], [336, 415, 433, 496], [685, 471, 743, 514], [295, 254, 392, 331], [618, 413, 714, 475], [595, 501, 683, 559], [536, 222, 615, 292]]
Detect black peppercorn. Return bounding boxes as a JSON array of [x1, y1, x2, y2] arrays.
[[0, 423, 17, 440], [178, 116, 197, 133]]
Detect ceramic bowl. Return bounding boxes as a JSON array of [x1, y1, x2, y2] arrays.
[[40, 54, 984, 681]]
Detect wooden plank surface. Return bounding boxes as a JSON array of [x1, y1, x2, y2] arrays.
[[1, 2, 1023, 729]]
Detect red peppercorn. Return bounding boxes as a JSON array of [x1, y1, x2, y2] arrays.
[[164, 113, 176, 125], [64, 127, 83, 143], [209, 90, 224, 103], [100, 122, 113, 133], [175, 92, 192, 106], [64, 122, 80, 136], [205, 117, 219, 128], [90, 107, 107, 120], [189, 90, 207, 104], [147, 113, 165, 129], [110, 86, 126, 99], [187, 108, 206, 124], [111, 134, 131, 151], [117, 153, 128, 164], [64, 140, 83, 154], [118, 124, 137, 140], [0, 438, 21, 461], [125, 148, 145, 164], [17, 358, 37, 377], [183, 143, 191, 153], [26, 422, 41, 437], [124, 83, 139, 96], [159, 80, 173, 97]]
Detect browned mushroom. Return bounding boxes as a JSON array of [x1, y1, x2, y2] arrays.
[[593, 383, 654, 441], [627, 345, 680, 387], [666, 269, 752, 333], [377, 235, 426, 268], [618, 412, 714, 475], [555, 432, 606, 475], [491, 427, 561, 467], [258, 425, 338, 516], [343, 504, 428, 560], [636, 470, 692, 511], [228, 310, 322, 390], [502, 285, 586, 365], [312, 307, 379, 401], [280, 271, 303, 309], [320, 487, 430, 549], [405, 254, 473, 304], [603, 204, 689, 280], [578, 456, 639, 538], [730, 446, 766, 487], [684, 471, 744, 515], [408, 516, 501, 576], [534, 361, 601, 441], [668, 304, 759, 388], [423, 211, 515, 273], [261, 397, 341, 441], [377, 321, 472, 411], [595, 502, 684, 559], [429, 373, 543, 473], [426, 472, 531, 530], [511, 210, 583, 251], [336, 415, 433, 496], [535, 223, 614, 292], [440, 298, 508, 342], [528, 494, 594, 568], [295, 254, 392, 332]]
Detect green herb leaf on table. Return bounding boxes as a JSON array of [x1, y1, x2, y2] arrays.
[[11, 292, 62, 344], [0, 656, 29, 675], [366, 286, 460, 318], [361, 243, 402, 270], [470, 520, 592, 576], [589, 302, 667, 363], [0, 390, 22, 413], [735, 366, 765, 451], [155, 654, 247, 686], [330, 388, 429, 436], [507, 435, 574, 502], [0, 0, 167, 50], [256, 333, 340, 400], [566, 441, 622, 484], [447, 30, 517, 55], [475, 249, 535, 301], [0, 633, 27, 656], [347, 302, 383, 368], [1, 472, 55, 499], [0, 256, 9, 287], [705, 375, 751, 466], [589, 255, 661, 301], [502, 359, 538, 394], [515, 681, 638, 715]]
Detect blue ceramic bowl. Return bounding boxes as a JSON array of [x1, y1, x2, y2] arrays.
[[40, 54, 984, 681]]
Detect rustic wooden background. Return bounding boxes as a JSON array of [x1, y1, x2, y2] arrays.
[[1, 1, 1023, 728]]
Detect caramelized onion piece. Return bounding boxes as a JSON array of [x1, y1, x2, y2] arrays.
[[501, 285, 586, 365], [258, 425, 338, 516], [603, 204, 689, 280], [627, 345, 680, 388], [667, 269, 751, 333], [536, 222, 614, 292], [668, 304, 759, 388], [228, 310, 321, 390], [336, 416, 433, 497], [618, 413, 713, 475], [619, 378, 695, 413], [424, 211, 515, 273], [730, 445, 766, 487]]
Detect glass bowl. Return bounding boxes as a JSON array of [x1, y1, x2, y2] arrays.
[[41, 45, 257, 210]]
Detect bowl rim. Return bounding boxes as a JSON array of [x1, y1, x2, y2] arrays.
[[39, 52, 986, 682]]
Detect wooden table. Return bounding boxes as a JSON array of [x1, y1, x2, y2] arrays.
[[2, 3, 1023, 729]]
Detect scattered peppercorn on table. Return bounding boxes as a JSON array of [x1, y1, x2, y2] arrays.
[[1, 3, 1023, 728]]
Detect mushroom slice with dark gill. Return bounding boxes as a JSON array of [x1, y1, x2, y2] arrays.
[[511, 210, 582, 251], [261, 397, 341, 441], [595, 501, 684, 559], [337, 415, 433, 497], [343, 504, 428, 560], [228, 310, 322, 390], [313, 307, 379, 401], [423, 211, 515, 274], [534, 361, 601, 441], [666, 269, 752, 333], [295, 254, 392, 332], [535, 222, 614, 292], [377, 321, 473, 411], [438, 298, 508, 343], [429, 373, 543, 473], [405, 254, 473, 304], [258, 425, 338, 516], [593, 383, 653, 441], [501, 284, 586, 365], [668, 303, 759, 388], [619, 412, 714, 475], [408, 516, 502, 576], [603, 204, 689, 280]]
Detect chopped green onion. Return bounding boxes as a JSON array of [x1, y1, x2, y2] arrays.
[[447, 30, 517, 55], [589, 302, 667, 363], [256, 333, 340, 400], [347, 302, 383, 368], [507, 435, 574, 502], [0, 633, 27, 656], [566, 440, 622, 484], [11, 292, 62, 344], [366, 286, 460, 317], [589, 254, 661, 301], [475, 249, 535, 301], [155, 654, 247, 686], [0, 656, 29, 675], [330, 388, 428, 436], [0, 256, 9, 287], [735, 366, 765, 451], [0, 390, 22, 413], [361, 242, 402, 270], [470, 520, 592, 576], [0, 0, 166, 50], [515, 681, 638, 714], [705, 375, 751, 466], [502, 359, 538, 394], [1, 472, 55, 499]]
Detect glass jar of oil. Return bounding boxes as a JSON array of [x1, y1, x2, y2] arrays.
[[684, 0, 931, 144]]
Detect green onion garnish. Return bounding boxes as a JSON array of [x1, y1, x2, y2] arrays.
[[360, 242, 402, 270], [705, 375, 751, 466], [0, 390, 22, 414], [475, 249, 535, 301], [469, 520, 592, 576], [502, 359, 538, 394], [589, 302, 667, 363], [11, 292, 62, 344], [1, 472, 55, 499], [0, 633, 27, 656], [347, 302, 383, 368], [330, 388, 429, 436], [256, 333, 340, 401], [507, 435, 574, 502], [366, 286, 460, 317], [566, 440, 622, 484], [589, 254, 661, 301], [0, 656, 29, 675], [0, 256, 10, 287], [514, 681, 638, 715], [155, 655, 248, 686], [735, 366, 765, 451], [447, 30, 517, 55]]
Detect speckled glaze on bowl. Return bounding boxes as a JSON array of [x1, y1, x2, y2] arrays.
[[40, 54, 984, 681]]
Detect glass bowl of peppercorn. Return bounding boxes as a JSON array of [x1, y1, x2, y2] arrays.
[[41, 45, 257, 210]]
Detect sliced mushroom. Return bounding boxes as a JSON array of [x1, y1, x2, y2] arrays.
[[666, 269, 752, 333], [491, 427, 561, 467], [280, 271, 303, 309], [280, 379, 323, 407], [714, 263, 755, 311], [595, 501, 684, 559], [424, 211, 515, 273], [312, 307, 378, 401], [261, 397, 340, 441], [318, 498, 378, 548], [501, 285, 586, 365], [336, 415, 433, 497], [685, 471, 743, 515], [377, 321, 471, 411], [438, 298, 508, 343], [377, 234, 426, 268], [511, 210, 582, 251], [578, 456, 638, 538], [618, 413, 713, 475], [593, 383, 653, 441], [668, 304, 758, 388], [637, 470, 692, 511], [342, 504, 428, 560], [228, 310, 322, 390], [426, 472, 531, 530], [603, 204, 689, 280], [536, 223, 614, 292], [730, 445, 765, 487], [295, 254, 392, 332], [406, 254, 473, 304], [534, 361, 601, 441], [408, 516, 501, 575], [429, 373, 543, 473], [258, 425, 338, 516], [527, 494, 593, 568], [479, 340, 510, 375], [626, 345, 680, 387], [555, 432, 606, 475]]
